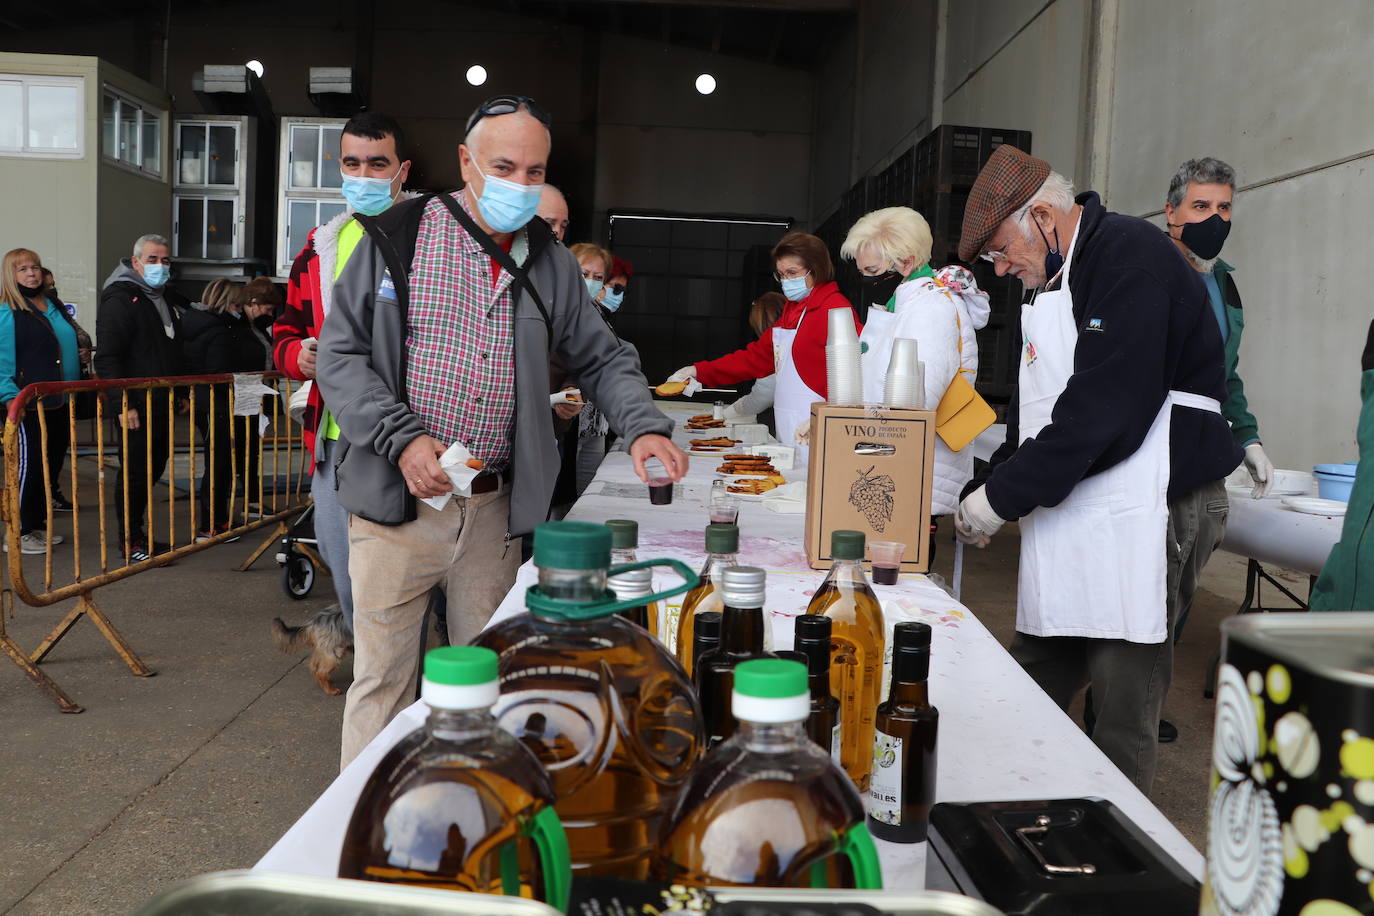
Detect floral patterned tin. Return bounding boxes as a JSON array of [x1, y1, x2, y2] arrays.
[[1202, 613, 1374, 916]]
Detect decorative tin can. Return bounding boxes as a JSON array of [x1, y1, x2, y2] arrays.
[[1202, 613, 1374, 916]]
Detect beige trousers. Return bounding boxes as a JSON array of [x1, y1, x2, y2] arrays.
[[340, 486, 520, 769]]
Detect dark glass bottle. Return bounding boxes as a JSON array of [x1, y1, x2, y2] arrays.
[[609, 565, 660, 640], [690, 611, 723, 674], [674, 523, 739, 674], [695, 566, 774, 747], [868, 621, 938, 843], [794, 613, 841, 763]]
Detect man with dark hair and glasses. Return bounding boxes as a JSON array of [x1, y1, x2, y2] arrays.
[[319, 95, 686, 766], [273, 111, 416, 640]]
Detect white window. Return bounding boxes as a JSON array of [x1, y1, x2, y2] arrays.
[[174, 194, 240, 260], [102, 88, 163, 177], [176, 121, 239, 187], [0, 74, 84, 158], [276, 118, 347, 275]]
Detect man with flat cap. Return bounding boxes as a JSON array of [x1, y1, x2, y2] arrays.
[[954, 146, 1241, 794]]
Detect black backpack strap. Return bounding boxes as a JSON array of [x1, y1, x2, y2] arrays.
[[435, 192, 554, 331]]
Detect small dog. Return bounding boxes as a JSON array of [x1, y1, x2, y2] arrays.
[[271, 606, 353, 696]]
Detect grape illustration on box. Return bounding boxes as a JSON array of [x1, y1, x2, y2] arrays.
[[850, 466, 895, 531]]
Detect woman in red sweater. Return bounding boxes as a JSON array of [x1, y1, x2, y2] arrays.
[[664, 232, 860, 455]]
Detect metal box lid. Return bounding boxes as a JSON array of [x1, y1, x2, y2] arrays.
[[1225, 612, 1374, 687]]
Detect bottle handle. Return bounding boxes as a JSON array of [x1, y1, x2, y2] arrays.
[[524, 805, 572, 911], [839, 822, 884, 889], [600, 557, 699, 615]]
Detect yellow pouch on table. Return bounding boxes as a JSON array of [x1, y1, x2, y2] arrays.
[[935, 372, 996, 451]]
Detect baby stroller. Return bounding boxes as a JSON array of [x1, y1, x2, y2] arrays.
[[275, 502, 328, 599]]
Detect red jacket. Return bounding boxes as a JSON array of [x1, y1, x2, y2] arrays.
[[694, 281, 858, 399], [273, 226, 329, 462]]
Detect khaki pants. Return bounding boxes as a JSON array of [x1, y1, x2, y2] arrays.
[[340, 486, 520, 769]]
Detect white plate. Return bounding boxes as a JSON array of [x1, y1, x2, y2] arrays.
[[1281, 496, 1347, 517]]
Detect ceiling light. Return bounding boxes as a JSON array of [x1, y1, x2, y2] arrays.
[[245, 60, 264, 78], [467, 65, 488, 87], [695, 73, 716, 95]]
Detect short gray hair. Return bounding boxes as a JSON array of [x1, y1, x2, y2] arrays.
[[1167, 158, 1236, 209], [132, 234, 171, 258]]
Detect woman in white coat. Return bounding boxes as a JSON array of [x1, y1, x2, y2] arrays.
[[841, 207, 991, 517]]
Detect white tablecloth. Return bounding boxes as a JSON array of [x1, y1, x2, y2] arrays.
[[1218, 487, 1343, 577], [255, 402, 1203, 885]]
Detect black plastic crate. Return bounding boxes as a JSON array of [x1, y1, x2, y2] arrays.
[[842, 176, 874, 226], [873, 146, 917, 210], [915, 124, 1033, 194]]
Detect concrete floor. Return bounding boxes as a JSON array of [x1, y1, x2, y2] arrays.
[[0, 493, 1312, 914]]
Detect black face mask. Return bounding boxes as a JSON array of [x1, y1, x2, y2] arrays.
[[1033, 218, 1063, 285], [1175, 213, 1231, 261], [860, 270, 902, 308], [19, 281, 44, 298]]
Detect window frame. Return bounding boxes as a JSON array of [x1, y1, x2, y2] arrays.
[[101, 86, 165, 179], [0, 73, 85, 160], [173, 119, 243, 190], [275, 117, 348, 276], [173, 192, 243, 261]]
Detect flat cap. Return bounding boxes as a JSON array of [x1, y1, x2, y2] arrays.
[[957, 145, 1052, 262]]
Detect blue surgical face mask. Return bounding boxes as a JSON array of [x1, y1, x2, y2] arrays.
[[584, 277, 604, 299], [474, 164, 544, 233], [781, 275, 810, 302], [602, 287, 625, 312], [141, 262, 169, 288], [340, 167, 401, 216]]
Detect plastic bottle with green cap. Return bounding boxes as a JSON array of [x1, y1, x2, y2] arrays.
[[695, 565, 775, 747], [473, 521, 704, 879], [339, 646, 571, 910], [805, 528, 885, 792], [654, 658, 883, 890], [673, 522, 739, 675]]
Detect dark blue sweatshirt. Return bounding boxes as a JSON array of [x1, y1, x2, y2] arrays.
[[974, 192, 1243, 520]]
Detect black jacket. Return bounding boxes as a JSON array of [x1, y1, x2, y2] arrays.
[[974, 192, 1243, 519], [182, 308, 269, 377], [93, 280, 188, 381]]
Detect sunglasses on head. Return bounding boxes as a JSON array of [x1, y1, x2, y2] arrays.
[[465, 95, 552, 136]]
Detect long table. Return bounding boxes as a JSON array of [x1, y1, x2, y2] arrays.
[[255, 402, 1203, 885]]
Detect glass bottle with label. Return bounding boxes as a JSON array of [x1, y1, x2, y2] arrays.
[[473, 522, 703, 879], [609, 565, 660, 640], [606, 518, 638, 566], [673, 522, 739, 673], [868, 621, 938, 843], [654, 659, 882, 889], [794, 613, 841, 763], [339, 646, 571, 910], [805, 529, 885, 792], [695, 566, 774, 747]]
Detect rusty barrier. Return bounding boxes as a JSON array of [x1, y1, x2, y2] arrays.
[[1, 372, 313, 712]]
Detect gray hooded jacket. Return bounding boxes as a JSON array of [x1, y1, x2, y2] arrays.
[[317, 193, 672, 536]]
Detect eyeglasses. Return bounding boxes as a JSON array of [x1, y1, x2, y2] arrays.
[[773, 267, 810, 283], [465, 95, 553, 136], [580, 269, 605, 282], [978, 248, 1009, 264]]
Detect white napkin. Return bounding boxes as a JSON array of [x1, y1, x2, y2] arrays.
[[550, 389, 582, 406], [761, 480, 807, 514], [420, 441, 484, 511]]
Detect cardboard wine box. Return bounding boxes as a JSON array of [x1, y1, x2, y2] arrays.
[[805, 404, 936, 572]]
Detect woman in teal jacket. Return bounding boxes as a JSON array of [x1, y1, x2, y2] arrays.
[[1310, 320, 1374, 610], [1, 248, 82, 554]]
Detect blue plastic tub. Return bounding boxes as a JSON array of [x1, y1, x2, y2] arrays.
[[1314, 463, 1357, 502]]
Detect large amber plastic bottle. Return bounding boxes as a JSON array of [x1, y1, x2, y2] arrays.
[[339, 647, 571, 910], [805, 529, 886, 792], [672, 522, 738, 674], [473, 521, 703, 880], [653, 658, 882, 889]]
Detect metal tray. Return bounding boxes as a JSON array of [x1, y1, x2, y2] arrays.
[[134, 870, 562, 916], [707, 887, 1006, 915]]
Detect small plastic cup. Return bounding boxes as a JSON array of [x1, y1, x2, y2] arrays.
[[869, 540, 905, 585], [646, 460, 674, 505], [709, 493, 740, 524]]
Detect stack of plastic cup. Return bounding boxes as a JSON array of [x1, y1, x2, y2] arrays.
[[826, 308, 863, 405], [883, 337, 925, 409]]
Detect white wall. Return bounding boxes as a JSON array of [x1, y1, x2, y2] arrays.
[[1104, 0, 1374, 468]]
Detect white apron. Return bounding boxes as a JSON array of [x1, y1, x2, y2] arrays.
[[1015, 228, 1221, 643], [772, 304, 824, 466]]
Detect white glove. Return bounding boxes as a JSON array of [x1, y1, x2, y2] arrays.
[[667, 365, 697, 384], [721, 399, 746, 420], [1243, 442, 1274, 499], [955, 485, 1004, 547]]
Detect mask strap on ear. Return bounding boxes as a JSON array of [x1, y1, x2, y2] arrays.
[[1032, 214, 1060, 258]]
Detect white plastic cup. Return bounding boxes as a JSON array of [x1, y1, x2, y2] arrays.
[[828, 308, 859, 345], [888, 337, 919, 376]]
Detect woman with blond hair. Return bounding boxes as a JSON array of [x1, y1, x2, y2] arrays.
[[0, 249, 81, 553], [841, 207, 991, 516]]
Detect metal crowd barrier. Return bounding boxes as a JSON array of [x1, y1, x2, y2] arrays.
[[1, 373, 312, 713]]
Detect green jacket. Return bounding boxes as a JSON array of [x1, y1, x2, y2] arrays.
[[1212, 261, 1261, 446], [1310, 368, 1373, 610]]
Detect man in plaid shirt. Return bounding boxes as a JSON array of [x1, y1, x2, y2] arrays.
[[320, 97, 687, 765]]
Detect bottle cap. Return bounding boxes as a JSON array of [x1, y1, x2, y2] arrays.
[[704, 522, 739, 554], [732, 658, 810, 723], [421, 646, 500, 709], [605, 519, 638, 549], [893, 621, 932, 654], [794, 613, 832, 643], [533, 521, 612, 570], [721, 565, 766, 608], [608, 565, 653, 602], [831, 529, 865, 560], [694, 610, 723, 639]]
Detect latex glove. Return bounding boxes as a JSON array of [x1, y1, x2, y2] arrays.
[[666, 365, 697, 384], [1243, 442, 1274, 499], [956, 485, 1004, 546]]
